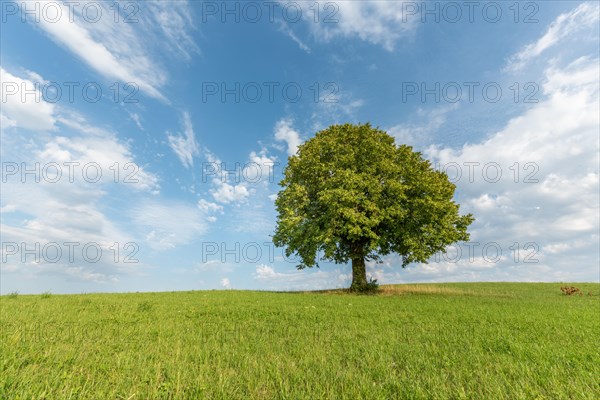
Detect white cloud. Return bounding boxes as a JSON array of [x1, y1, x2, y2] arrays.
[[0, 74, 165, 283], [24, 69, 49, 86], [27, 1, 198, 101], [129, 112, 144, 130], [253, 264, 350, 290], [255, 264, 279, 279], [208, 149, 279, 234], [0, 114, 17, 130], [194, 259, 232, 273], [337, 51, 599, 284], [64, 266, 119, 284], [198, 199, 223, 213], [0, 176, 137, 284], [28, 0, 167, 100], [0, 67, 56, 131], [167, 112, 199, 169], [220, 278, 232, 289], [132, 200, 207, 251], [279, 1, 418, 51], [0, 112, 161, 249], [246, 149, 278, 187], [145, 1, 200, 60], [274, 118, 302, 156], [408, 56, 599, 282], [543, 56, 600, 95], [210, 180, 250, 204], [388, 104, 458, 150], [505, 2, 600, 71], [310, 92, 365, 132], [199, 148, 275, 205], [276, 19, 311, 53]]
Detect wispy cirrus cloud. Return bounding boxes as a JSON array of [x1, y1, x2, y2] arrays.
[[131, 199, 208, 251], [26, 0, 198, 101], [145, 1, 200, 61], [167, 112, 199, 169], [278, 0, 418, 51], [388, 104, 459, 150], [505, 2, 600, 72]]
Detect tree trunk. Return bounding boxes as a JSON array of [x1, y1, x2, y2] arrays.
[[351, 255, 367, 289]]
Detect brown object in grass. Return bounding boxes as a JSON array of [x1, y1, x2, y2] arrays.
[[560, 286, 582, 296]]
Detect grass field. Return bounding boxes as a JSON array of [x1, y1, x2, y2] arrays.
[[1, 282, 598, 399]]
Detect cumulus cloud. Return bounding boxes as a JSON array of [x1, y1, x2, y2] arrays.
[[205, 149, 277, 205], [246, 150, 279, 187], [380, 56, 600, 283], [274, 118, 302, 156], [0, 71, 165, 285], [210, 180, 250, 204]]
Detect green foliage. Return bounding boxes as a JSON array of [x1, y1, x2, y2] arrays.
[[350, 278, 380, 294], [273, 123, 474, 275]]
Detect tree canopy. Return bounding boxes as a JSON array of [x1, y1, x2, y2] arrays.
[[273, 123, 474, 290]]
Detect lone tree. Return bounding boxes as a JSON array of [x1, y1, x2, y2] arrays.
[[273, 123, 474, 291]]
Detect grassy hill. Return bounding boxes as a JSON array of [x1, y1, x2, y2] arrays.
[[1, 283, 598, 399]]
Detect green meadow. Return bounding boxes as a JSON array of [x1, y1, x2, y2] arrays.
[[1, 283, 598, 399]]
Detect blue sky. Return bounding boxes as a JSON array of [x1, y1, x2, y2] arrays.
[[1, 1, 598, 294]]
